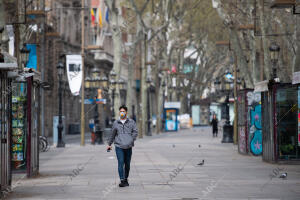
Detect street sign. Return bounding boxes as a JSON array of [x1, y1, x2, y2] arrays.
[[164, 102, 181, 109], [95, 99, 107, 104], [292, 71, 300, 84], [83, 99, 106, 104], [254, 80, 269, 92]]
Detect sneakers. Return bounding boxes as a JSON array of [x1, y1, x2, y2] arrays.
[[119, 179, 129, 187], [124, 179, 129, 186]]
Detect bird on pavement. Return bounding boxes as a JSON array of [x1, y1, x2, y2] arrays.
[[198, 144, 201, 148], [279, 173, 287, 179], [197, 160, 204, 166]]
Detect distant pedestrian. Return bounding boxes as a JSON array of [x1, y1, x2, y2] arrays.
[[107, 105, 138, 187], [211, 114, 218, 137]]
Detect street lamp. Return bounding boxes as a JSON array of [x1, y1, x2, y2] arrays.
[[0, 27, 4, 62], [162, 80, 166, 131], [57, 61, 65, 148], [0, 26, 4, 47], [214, 72, 234, 143], [90, 66, 104, 144], [214, 78, 221, 91], [146, 77, 152, 136], [20, 44, 30, 68], [269, 42, 280, 80], [118, 78, 126, 90], [91, 67, 100, 88], [100, 73, 109, 88], [237, 78, 242, 90], [170, 74, 176, 101], [84, 76, 92, 89], [109, 70, 117, 123]]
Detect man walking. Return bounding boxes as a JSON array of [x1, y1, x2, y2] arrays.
[[107, 105, 138, 187]]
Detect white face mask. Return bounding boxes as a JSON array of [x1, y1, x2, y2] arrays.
[[120, 111, 126, 119]]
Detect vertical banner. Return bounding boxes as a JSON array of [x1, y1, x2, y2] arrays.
[[298, 86, 300, 146], [26, 44, 37, 70], [66, 55, 82, 96]]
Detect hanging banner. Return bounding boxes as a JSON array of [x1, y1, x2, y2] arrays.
[[66, 55, 82, 96], [298, 86, 300, 146], [26, 44, 37, 70]]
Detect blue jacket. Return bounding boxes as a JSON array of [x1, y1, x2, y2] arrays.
[[108, 118, 138, 149]]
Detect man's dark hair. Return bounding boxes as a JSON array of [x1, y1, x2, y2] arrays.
[[119, 105, 128, 112]]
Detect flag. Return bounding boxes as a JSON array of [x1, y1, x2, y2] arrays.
[[91, 9, 96, 26], [98, 8, 103, 28], [105, 7, 109, 23], [172, 65, 177, 73]]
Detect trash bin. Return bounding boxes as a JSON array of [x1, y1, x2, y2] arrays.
[[53, 116, 66, 146], [68, 123, 80, 135], [104, 128, 112, 142], [94, 124, 103, 144]]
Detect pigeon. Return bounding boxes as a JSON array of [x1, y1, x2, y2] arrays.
[[197, 160, 205, 166], [279, 173, 287, 179], [198, 144, 201, 148]]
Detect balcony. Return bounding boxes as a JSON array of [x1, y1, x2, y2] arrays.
[[93, 50, 114, 66]]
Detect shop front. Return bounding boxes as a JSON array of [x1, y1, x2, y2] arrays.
[[0, 53, 17, 195], [164, 102, 181, 132], [237, 89, 262, 156], [274, 84, 299, 161], [0, 71, 13, 195], [257, 81, 300, 163], [11, 70, 41, 177]]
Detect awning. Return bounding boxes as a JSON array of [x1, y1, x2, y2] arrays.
[[11, 68, 41, 83], [0, 51, 18, 70]]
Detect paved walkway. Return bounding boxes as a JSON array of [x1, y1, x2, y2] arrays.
[[5, 127, 300, 200]]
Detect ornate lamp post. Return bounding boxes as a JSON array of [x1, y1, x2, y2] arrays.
[[100, 73, 109, 88], [214, 78, 221, 90], [214, 71, 234, 143], [170, 74, 176, 101], [146, 77, 152, 136], [269, 42, 280, 80], [237, 78, 242, 90], [92, 67, 103, 144], [118, 77, 126, 106], [84, 76, 92, 89], [56, 61, 65, 148], [85, 68, 109, 144], [92, 67, 107, 144], [118, 78, 126, 90], [109, 70, 117, 123], [20, 44, 30, 68], [161, 80, 166, 131]]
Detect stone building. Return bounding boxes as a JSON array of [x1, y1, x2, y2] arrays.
[[43, 0, 129, 136]]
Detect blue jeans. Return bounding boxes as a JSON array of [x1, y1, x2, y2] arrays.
[[115, 146, 132, 180]]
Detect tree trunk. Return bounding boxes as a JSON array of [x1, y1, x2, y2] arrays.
[[230, 27, 254, 88], [258, 0, 271, 80], [105, 0, 122, 118], [293, 16, 300, 73], [126, 42, 136, 118], [251, 36, 260, 83], [156, 72, 164, 134], [140, 33, 147, 137]]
